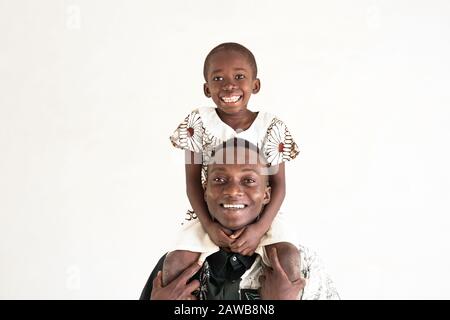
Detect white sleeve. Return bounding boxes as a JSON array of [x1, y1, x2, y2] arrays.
[[262, 117, 300, 166], [299, 245, 340, 300], [169, 109, 204, 153]]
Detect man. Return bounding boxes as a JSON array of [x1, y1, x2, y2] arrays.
[[140, 139, 339, 300]]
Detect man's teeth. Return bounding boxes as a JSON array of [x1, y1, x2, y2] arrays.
[[221, 96, 241, 103], [222, 204, 246, 209]]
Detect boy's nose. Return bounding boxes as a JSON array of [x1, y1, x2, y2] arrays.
[[222, 81, 237, 91]]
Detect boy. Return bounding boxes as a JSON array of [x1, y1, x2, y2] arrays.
[[165, 43, 301, 292]]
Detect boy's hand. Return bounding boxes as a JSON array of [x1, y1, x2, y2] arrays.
[[205, 221, 234, 248], [229, 223, 265, 256]]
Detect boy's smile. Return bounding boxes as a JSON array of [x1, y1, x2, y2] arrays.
[[203, 50, 260, 116], [220, 95, 242, 104]]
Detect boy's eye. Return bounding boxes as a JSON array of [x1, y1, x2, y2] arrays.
[[235, 74, 245, 80], [213, 76, 223, 81]]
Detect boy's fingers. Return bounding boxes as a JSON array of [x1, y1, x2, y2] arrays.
[[219, 230, 232, 238], [220, 241, 230, 248], [219, 231, 233, 244], [231, 240, 246, 249], [220, 227, 233, 236], [220, 237, 233, 247], [230, 228, 246, 239]]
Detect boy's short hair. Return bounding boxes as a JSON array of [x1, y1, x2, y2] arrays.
[[203, 42, 258, 80]]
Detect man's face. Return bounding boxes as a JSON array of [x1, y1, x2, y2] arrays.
[[204, 149, 271, 231], [203, 50, 260, 115]]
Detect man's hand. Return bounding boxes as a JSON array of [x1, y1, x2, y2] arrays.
[[229, 224, 265, 256], [150, 261, 202, 300], [259, 247, 305, 300], [205, 221, 235, 248]]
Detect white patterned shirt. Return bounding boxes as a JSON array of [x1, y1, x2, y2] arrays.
[[170, 107, 300, 186]]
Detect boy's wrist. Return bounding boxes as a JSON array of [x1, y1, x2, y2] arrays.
[[201, 216, 215, 230], [253, 219, 271, 234]]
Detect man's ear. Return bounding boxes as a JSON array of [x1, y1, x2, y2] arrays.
[[203, 83, 211, 98], [263, 185, 271, 205], [252, 78, 261, 94]]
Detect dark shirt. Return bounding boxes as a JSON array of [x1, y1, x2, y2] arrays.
[[140, 249, 257, 300]]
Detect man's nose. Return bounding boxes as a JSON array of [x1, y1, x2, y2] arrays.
[[223, 181, 243, 196]]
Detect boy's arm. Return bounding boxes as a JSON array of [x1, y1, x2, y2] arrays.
[[185, 161, 213, 229], [257, 162, 286, 232]]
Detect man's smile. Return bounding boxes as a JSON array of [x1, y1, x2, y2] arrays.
[[220, 203, 248, 210]]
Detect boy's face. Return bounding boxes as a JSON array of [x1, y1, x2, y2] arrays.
[[204, 148, 271, 232], [204, 50, 260, 115]]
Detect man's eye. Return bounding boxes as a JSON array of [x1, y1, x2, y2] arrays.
[[235, 74, 245, 80], [243, 178, 256, 184], [213, 76, 223, 81], [213, 177, 225, 183]]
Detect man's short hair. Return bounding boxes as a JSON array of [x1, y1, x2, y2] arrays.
[[208, 138, 267, 166], [203, 42, 258, 80]]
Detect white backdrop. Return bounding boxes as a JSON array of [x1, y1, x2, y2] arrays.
[[1, 0, 449, 299]]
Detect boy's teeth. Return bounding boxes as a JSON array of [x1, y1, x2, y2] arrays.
[[221, 96, 241, 103], [223, 204, 245, 209]]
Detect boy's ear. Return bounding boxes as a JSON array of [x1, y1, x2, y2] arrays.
[[203, 83, 211, 98], [252, 78, 261, 94]]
